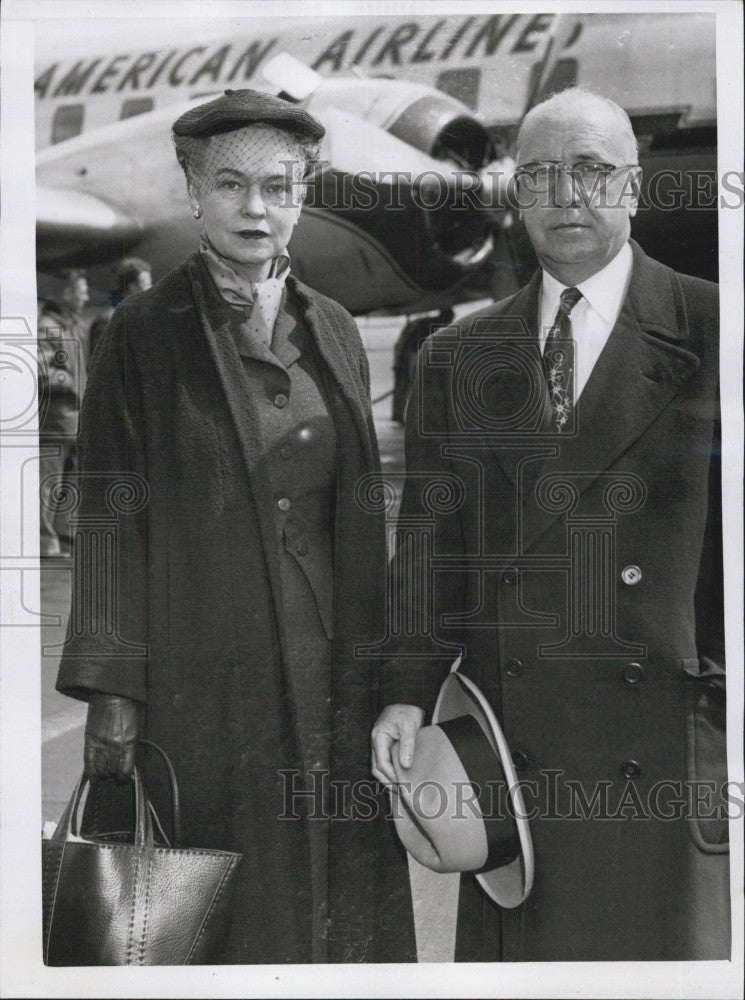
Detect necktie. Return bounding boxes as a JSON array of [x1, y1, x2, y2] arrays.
[[543, 286, 582, 431]]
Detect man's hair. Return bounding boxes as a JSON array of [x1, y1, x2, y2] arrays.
[[56, 268, 87, 286], [113, 257, 151, 296], [516, 87, 639, 165]]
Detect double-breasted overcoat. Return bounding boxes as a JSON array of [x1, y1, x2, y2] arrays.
[[381, 241, 728, 961]]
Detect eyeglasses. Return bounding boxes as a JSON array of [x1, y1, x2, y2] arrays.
[[514, 160, 637, 191]]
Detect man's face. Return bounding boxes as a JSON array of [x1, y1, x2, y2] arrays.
[[64, 277, 89, 314], [135, 270, 152, 293], [126, 270, 152, 297], [516, 103, 640, 284], [193, 126, 304, 281]]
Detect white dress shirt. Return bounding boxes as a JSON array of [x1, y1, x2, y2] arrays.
[[538, 241, 633, 402]]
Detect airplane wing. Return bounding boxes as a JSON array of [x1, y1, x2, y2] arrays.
[[37, 186, 143, 268]]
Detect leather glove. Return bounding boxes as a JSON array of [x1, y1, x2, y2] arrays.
[[84, 694, 143, 782]]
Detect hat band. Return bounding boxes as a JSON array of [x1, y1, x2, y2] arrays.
[[438, 716, 520, 872]]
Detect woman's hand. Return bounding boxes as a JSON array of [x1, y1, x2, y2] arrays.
[[371, 704, 425, 786], [84, 694, 143, 782]]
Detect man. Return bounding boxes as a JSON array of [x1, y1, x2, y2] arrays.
[[88, 256, 152, 361], [37, 269, 89, 557], [372, 88, 727, 961]]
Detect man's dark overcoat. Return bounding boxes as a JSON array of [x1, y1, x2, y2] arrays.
[[57, 254, 415, 964], [381, 241, 728, 961]]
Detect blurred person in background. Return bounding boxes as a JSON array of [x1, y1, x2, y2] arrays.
[[88, 257, 152, 361], [391, 308, 454, 424], [37, 268, 88, 557]]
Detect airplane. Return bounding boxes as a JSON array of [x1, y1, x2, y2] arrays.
[[34, 10, 724, 316]]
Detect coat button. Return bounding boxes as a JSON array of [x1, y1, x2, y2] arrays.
[[620, 760, 641, 779], [273, 393, 288, 408], [54, 350, 68, 365], [511, 750, 527, 770], [280, 444, 293, 460], [505, 658, 524, 677], [501, 569, 516, 585], [296, 540, 309, 556], [622, 662, 644, 684], [621, 565, 642, 585], [278, 497, 292, 512], [56, 372, 66, 382]]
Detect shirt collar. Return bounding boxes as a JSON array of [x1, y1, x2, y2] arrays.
[[541, 241, 633, 326]]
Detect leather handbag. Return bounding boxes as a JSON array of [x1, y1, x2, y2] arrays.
[[42, 740, 242, 965]]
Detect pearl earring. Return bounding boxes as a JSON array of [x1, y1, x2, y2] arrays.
[[193, 207, 202, 219]]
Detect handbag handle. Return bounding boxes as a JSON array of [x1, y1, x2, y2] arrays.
[[50, 740, 182, 849], [137, 739, 183, 847], [52, 765, 153, 848]]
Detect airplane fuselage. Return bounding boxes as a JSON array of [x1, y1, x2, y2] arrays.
[[34, 12, 723, 308], [35, 13, 716, 149]]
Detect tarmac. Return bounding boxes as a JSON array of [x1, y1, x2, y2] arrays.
[[38, 312, 465, 963]]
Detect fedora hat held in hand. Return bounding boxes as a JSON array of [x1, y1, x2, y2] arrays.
[[390, 665, 535, 908]]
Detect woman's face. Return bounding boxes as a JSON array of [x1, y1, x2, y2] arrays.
[[191, 126, 306, 281]]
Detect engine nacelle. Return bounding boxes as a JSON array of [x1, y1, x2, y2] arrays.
[[305, 78, 493, 169], [299, 78, 496, 305]]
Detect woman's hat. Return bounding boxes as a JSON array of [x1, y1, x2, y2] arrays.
[[390, 667, 534, 909], [172, 88, 325, 142]]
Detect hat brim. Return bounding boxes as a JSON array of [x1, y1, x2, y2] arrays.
[[433, 669, 535, 909]]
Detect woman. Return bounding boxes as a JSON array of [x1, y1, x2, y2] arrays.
[[56, 89, 415, 964]]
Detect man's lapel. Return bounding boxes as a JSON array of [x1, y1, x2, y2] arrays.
[[519, 241, 701, 551], [476, 270, 555, 494]]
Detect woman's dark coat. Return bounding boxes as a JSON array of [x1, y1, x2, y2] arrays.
[[57, 254, 415, 964]]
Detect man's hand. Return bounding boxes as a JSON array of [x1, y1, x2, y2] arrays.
[[84, 694, 143, 782], [371, 704, 425, 785]]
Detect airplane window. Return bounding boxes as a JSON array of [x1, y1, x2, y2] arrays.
[[120, 98, 154, 120], [528, 58, 578, 105], [436, 69, 481, 111], [51, 104, 84, 144]]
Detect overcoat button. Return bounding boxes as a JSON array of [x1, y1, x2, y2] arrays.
[[54, 350, 68, 365], [620, 760, 641, 780], [621, 565, 642, 585], [278, 497, 292, 511], [511, 750, 527, 770], [56, 372, 66, 382], [505, 658, 524, 677], [273, 393, 288, 408], [622, 662, 644, 684], [280, 444, 293, 460], [296, 541, 309, 556], [502, 569, 516, 585]]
